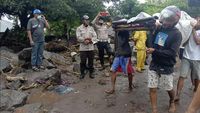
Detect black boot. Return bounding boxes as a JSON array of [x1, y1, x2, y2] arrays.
[[89, 71, 95, 79], [80, 74, 85, 79]]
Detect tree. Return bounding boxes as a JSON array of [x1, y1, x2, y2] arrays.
[[107, 0, 142, 19]]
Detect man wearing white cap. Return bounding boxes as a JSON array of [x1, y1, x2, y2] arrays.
[[76, 15, 97, 79]]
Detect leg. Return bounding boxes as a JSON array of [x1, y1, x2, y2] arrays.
[[168, 89, 176, 113], [97, 42, 105, 68], [186, 84, 200, 113], [105, 71, 117, 94], [80, 51, 87, 79], [31, 42, 39, 71], [192, 60, 200, 92], [160, 73, 175, 113], [150, 88, 158, 113], [141, 50, 146, 70], [175, 77, 185, 102], [136, 50, 142, 72], [148, 70, 159, 113], [36, 42, 44, 67], [128, 73, 133, 90], [87, 51, 95, 78], [193, 79, 200, 92], [175, 58, 191, 101]]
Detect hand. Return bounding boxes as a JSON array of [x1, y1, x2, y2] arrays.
[[146, 48, 155, 54], [84, 39, 90, 45], [30, 40, 34, 46]]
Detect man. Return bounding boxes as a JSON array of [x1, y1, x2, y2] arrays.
[[186, 84, 200, 113], [27, 9, 50, 71], [146, 6, 182, 113], [76, 15, 97, 79], [92, 13, 113, 70], [175, 18, 200, 102], [132, 31, 147, 73], [105, 30, 134, 94]]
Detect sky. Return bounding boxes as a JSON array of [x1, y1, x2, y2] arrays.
[[104, 0, 146, 8]]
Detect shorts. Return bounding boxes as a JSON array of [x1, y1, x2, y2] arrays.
[[180, 58, 200, 80], [148, 70, 173, 91], [110, 56, 134, 74]]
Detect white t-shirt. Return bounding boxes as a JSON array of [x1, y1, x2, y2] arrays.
[[183, 30, 200, 60]]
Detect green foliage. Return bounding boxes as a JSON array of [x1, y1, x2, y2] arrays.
[[107, 0, 142, 19]]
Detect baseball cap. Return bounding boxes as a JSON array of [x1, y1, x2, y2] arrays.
[[82, 15, 89, 20], [33, 9, 42, 14]]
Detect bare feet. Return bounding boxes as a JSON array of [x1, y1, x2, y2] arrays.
[[152, 108, 158, 113], [168, 102, 176, 113], [105, 89, 115, 94]]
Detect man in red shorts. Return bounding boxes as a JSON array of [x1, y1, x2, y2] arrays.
[[105, 30, 134, 94]]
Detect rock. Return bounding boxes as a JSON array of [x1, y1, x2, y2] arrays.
[[0, 47, 19, 66], [0, 111, 13, 113], [18, 48, 32, 62], [18, 48, 32, 69], [0, 58, 13, 73], [98, 79, 107, 85], [0, 76, 7, 90], [43, 51, 71, 66], [6, 80, 22, 90], [11, 67, 25, 75], [14, 103, 42, 113], [26, 69, 61, 85], [72, 63, 80, 73], [43, 59, 56, 69], [0, 89, 28, 110], [45, 41, 67, 52]]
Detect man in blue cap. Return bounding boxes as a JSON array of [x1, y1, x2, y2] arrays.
[[27, 9, 50, 71]]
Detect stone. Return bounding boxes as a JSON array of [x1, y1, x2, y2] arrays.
[[0, 58, 13, 73], [45, 41, 67, 52], [42, 59, 56, 69], [72, 63, 80, 73], [0, 89, 28, 110], [14, 103, 42, 113], [26, 69, 61, 85], [98, 79, 107, 85], [43, 51, 71, 66], [18, 48, 32, 62], [0, 111, 13, 113], [11, 67, 25, 75]]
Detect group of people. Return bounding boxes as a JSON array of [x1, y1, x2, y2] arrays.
[[27, 6, 200, 113]]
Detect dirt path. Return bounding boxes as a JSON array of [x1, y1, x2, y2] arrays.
[[27, 65, 196, 113]]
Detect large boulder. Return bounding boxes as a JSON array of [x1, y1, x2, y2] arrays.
[[14, 103, 42, 113], [25, 69, 61, 85], [0, 47, 19, 66], [0, 58, 13, 73], [0, 90, 28, 111], [43, 51, 71, 66], [18, 48, 32, 62]]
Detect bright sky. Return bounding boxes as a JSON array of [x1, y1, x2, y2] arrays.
[[104, 0, 146, 8]]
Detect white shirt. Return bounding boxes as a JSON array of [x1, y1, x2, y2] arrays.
[[76, 24, 97, 51], [183, 30, 200, 60]]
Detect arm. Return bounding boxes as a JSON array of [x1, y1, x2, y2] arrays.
[[42, 15, 50, 29], [192, 29, 200, 45], [27, 20, 34, 45], [91, 27, 98, 44], [76, 27, 85, 43]]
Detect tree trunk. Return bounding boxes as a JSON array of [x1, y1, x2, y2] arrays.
[[19, 14, 29, 29]]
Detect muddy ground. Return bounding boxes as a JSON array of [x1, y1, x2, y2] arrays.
[[26, 62, 197, 113]]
